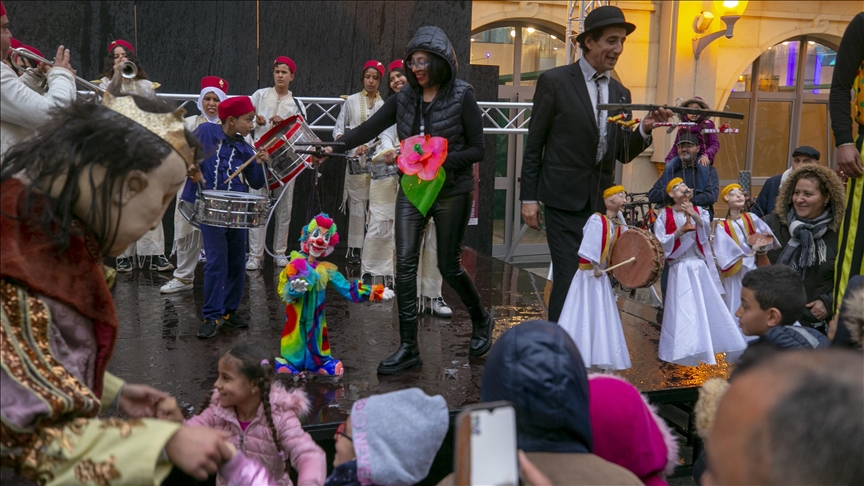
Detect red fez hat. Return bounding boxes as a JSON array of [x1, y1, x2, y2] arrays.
[[10, 38, 21, 49], [20, 45, 44, 65], [273, 56, 296, 74], [201, 76, 229, 94], [107, 39, 134, 54], [363, 60, 384, 77], [218, 96, 255, 120], [0, 2, 7, 17], [388, 59, 404, 72]]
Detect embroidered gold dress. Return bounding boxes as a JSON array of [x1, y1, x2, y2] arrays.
[[1, 179, 180, 485]]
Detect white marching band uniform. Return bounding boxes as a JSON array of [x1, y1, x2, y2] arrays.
[[558, 213, 632, 370], [247, 87, 306, 267], [712, 212, 779, 336], [363, 124, 446, 305], [100, 77, 169, 266], [334, 91, 383, 252], [0, 61, 76, 160], [654, 207, 746, 366]]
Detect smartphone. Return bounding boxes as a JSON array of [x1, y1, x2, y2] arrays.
[[454, 401, 519, 486]]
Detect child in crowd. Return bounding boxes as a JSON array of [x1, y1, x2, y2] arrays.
[[184, 344, 327, 486], [246, 56, 307, 270], [588, 374, 679, 486], [712, 183, 778, 335], [736, 265, 830, 358], [180, 96, 268, 339], [664, 96, 720, 166], [275, 214, 394, 377], [654, 178, 745, 366], [558, 185, 631, 370], [325, 388, 448, 486]]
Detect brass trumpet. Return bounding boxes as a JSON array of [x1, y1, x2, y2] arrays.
[[10, 47, 137, 98]]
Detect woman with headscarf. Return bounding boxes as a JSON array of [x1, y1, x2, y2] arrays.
[[161, 76, 229, 294], [765, 164, 846, 332]]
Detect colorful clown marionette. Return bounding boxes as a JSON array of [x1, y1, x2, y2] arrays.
[[275, 214, 394, 376]]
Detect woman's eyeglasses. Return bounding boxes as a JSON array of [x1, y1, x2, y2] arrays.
[[335, 422, 352, 442], [406, 59, 429, 70]]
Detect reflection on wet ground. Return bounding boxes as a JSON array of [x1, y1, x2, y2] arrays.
[[108, 248, 730, 427]]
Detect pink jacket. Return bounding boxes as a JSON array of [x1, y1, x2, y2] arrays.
[[186, 384, 326, 486]]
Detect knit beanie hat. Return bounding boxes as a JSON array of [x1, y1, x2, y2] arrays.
[[350, 388, 448, 486]]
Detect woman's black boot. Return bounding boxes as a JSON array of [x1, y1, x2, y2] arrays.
[[377, 322, 422, 375], [469, 312, 495, 357]]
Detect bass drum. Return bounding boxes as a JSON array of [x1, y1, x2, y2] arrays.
[[609, 227, 664, 289]]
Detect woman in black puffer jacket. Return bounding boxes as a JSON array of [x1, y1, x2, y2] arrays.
[[327, 26, 492, 375]]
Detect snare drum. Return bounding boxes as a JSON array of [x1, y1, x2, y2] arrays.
[[347, 156, 369, 175], [196, 190, 270, 228], [178, 199, 200, 228], [370, 162, 399, 180], [370, 148, 399, 180], [256, 115, 319, 190]]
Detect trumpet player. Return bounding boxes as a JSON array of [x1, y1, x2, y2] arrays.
[[97, 39, 155, 99], [0, 1, 76, 160]]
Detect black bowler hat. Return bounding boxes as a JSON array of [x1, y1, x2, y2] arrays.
[[677, 132, 700, 146], [575, 6, 636, 44], [792, 145, 820, 161]]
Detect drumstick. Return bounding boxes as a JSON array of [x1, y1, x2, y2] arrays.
[[224, 136, 280, 184], [602, 257, 636, 273]]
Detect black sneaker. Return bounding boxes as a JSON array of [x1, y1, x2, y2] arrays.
[[197, 318, 220, 338], [347, 248, 361, 265], [116, 257, 133, 273], [222, 312, 249, 329], [151, 255, 174, 272]]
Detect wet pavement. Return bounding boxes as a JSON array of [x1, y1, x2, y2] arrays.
[[108, 248, 731, 429]]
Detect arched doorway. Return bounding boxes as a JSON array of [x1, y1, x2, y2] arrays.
[[715, 36, 840, 196], [471, 24, 567, 258]]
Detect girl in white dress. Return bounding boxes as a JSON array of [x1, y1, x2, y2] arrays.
[[712, 183, 779, 336], [558, 185, 631, 370], [654, 178, 746, 366]]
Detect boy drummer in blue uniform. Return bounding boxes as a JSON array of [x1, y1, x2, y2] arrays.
[[181, 96, 269, 338]]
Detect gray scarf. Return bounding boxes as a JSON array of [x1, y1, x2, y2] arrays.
[[777, 208, 831, 277]]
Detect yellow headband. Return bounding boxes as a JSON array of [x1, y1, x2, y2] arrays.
[[666, 177, 684, 195], [721, 183, 743, 201], [603, 185, 625, 199]]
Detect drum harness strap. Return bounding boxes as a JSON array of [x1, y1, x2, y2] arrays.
[[578, 214, 621, 270], [719, 213, 757, 278]]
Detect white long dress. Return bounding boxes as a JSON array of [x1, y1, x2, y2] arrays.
[[247, 88, 306, 261], [655, 207, 746, 366], [333, 92, 383, 250], [712, 212, 779, 339], [558, 213, 631, 370]]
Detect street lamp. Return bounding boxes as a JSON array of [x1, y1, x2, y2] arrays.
[[692, 0, 749, 59]]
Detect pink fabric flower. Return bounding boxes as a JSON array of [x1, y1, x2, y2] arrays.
[[398, 135, 448, 181]]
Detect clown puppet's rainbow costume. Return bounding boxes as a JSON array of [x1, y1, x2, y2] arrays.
[[275, 214, 393, 376]]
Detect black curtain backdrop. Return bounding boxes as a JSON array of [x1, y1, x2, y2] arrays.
[[8, 0, 494, 254]]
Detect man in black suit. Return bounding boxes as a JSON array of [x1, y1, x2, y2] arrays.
[[520, 6, 672, 322]]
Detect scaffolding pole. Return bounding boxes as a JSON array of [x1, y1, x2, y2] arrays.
[[564, 0, 611, 65]]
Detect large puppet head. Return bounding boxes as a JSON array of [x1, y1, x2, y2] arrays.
[[721, 183, 746, 211], [603, 185, 627, 213], [300, 213, 339, 259]]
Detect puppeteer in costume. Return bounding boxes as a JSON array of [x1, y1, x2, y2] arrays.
[[275, 214, 393, 377], [654, 178, 746, 366], [558, 185, 632, 370], [712, 183, 779, 333]]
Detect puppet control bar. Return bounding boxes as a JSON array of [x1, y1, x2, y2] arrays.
[[597, 103, 745, 120]]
